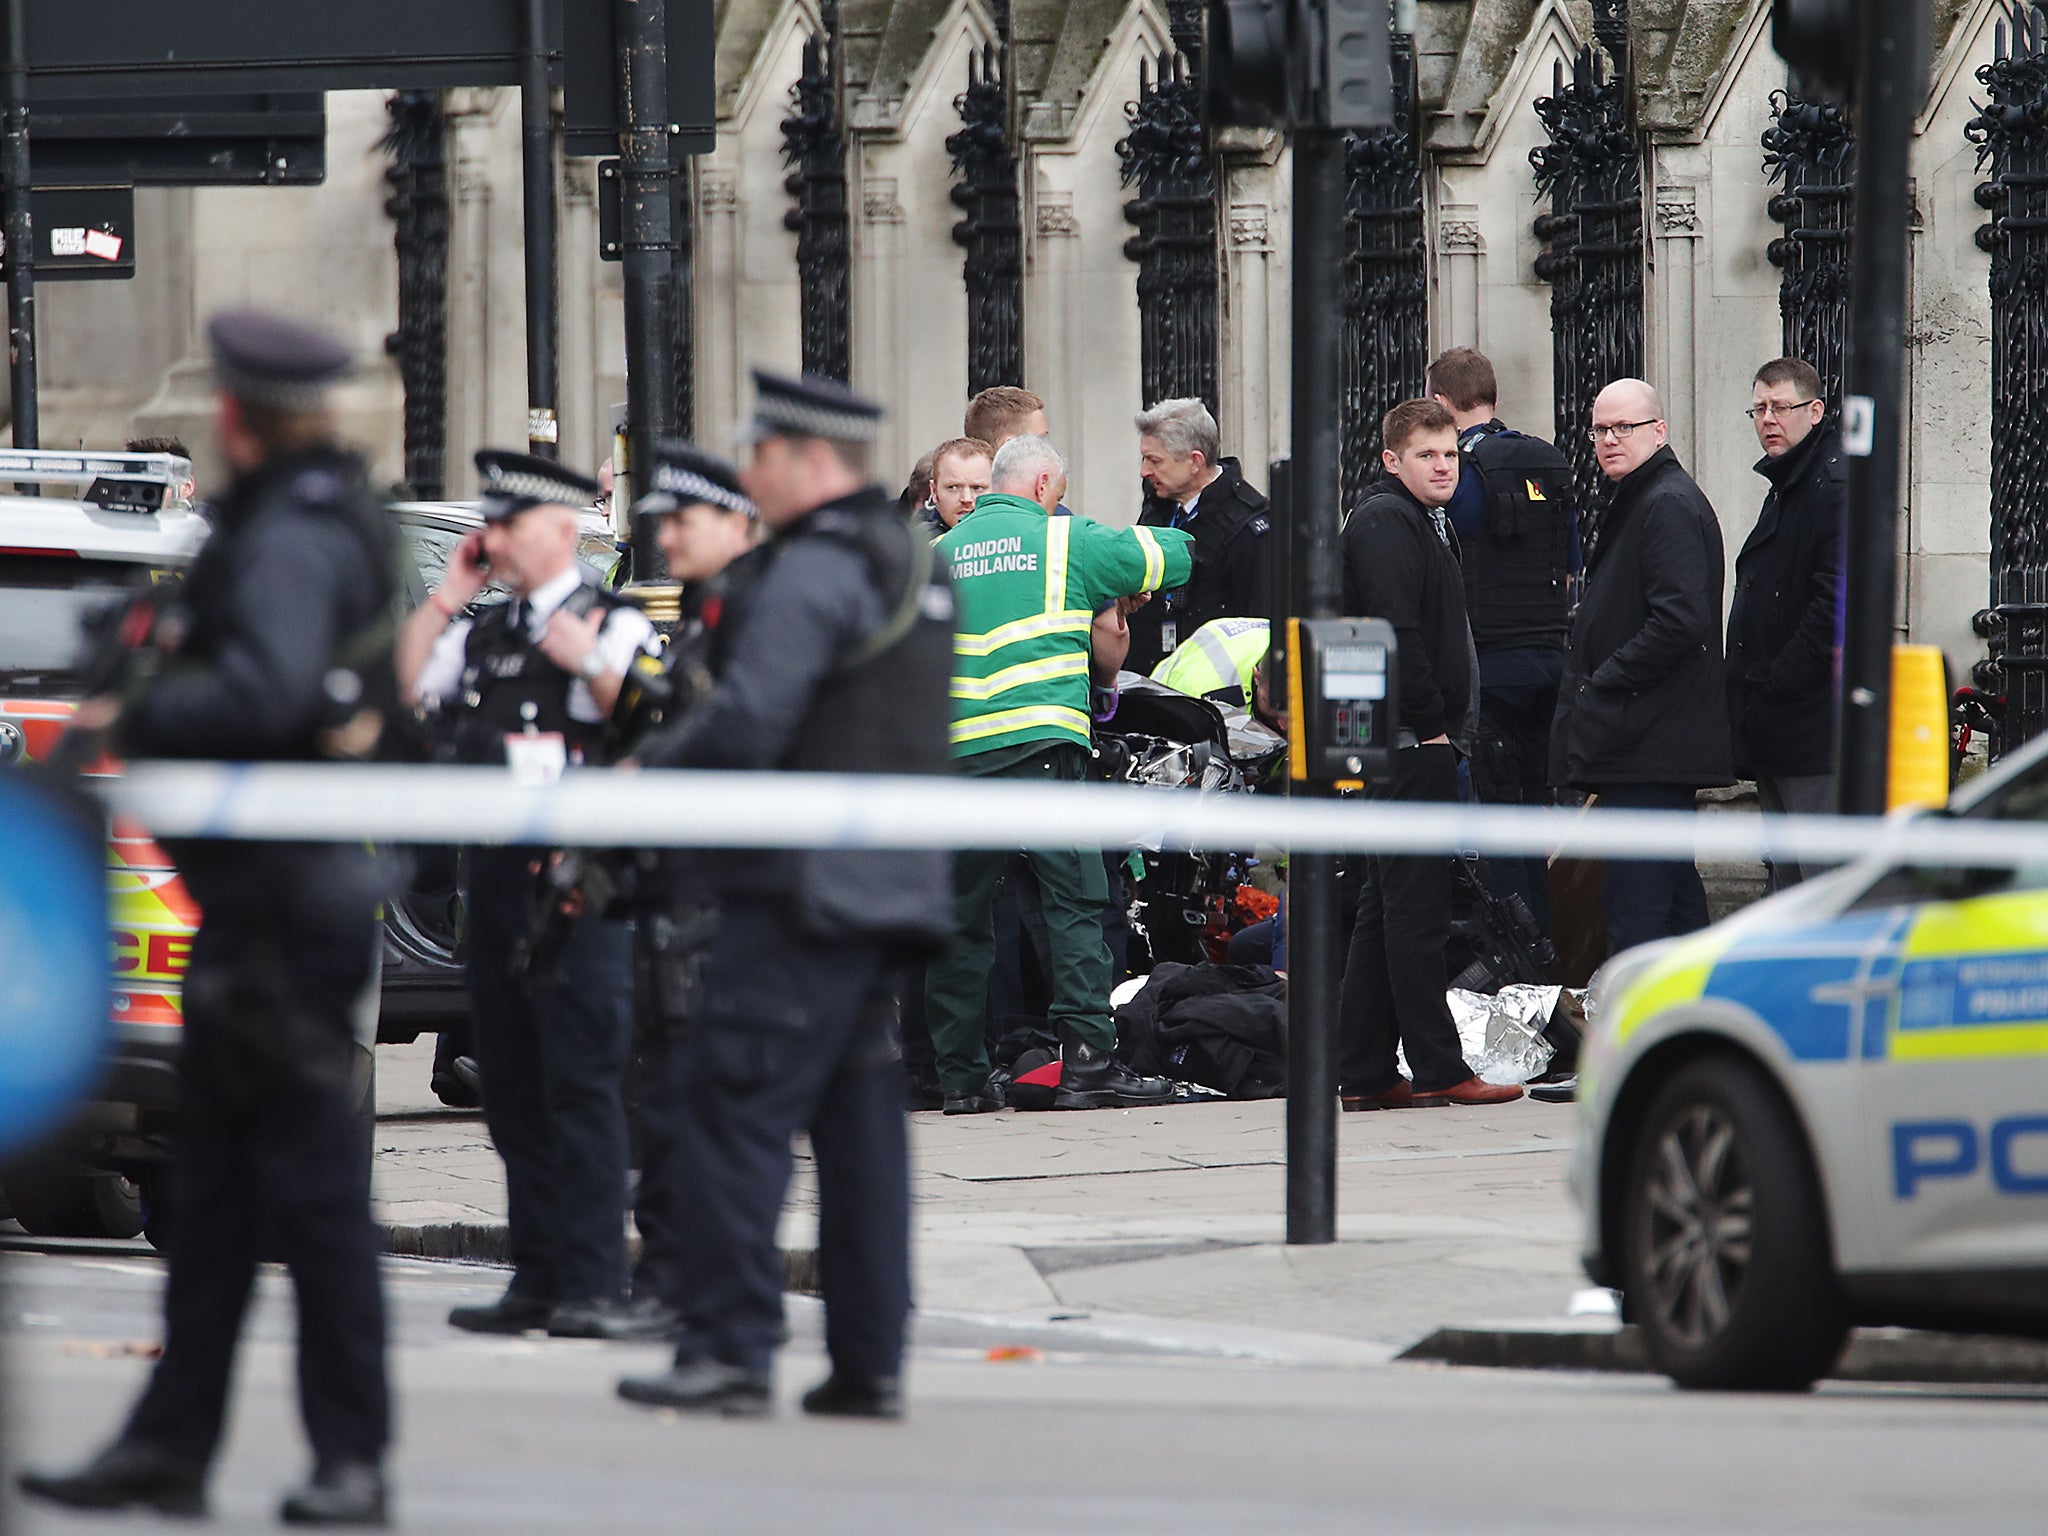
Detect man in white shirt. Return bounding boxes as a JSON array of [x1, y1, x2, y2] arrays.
[[395, 449, 671, 1343]]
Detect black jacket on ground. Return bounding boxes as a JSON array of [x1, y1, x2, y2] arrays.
[[1341, 476, 1475, 744], [1127, 457, 1273, 675], [1725, 427, 1845, 779], [1549, 445, 1733, 790]]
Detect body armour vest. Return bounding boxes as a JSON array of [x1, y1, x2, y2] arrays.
[[716, 493, 955, 780], [447, 582, 625, 765], [1460, 427, 1576, 653]]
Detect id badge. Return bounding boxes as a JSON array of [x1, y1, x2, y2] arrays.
[[1161, 620, 1178, 654], [504, 731, 568, 785]]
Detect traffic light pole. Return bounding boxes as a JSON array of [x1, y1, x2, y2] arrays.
[[1834, 0, 1926, 814], [617, 0, 674, 579], [1284, 123, 1346, 1247], [520, 0, 559, 460]]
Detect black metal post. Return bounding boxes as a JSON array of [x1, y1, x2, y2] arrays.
[[1285, 125, 1346, 1248], [520, 0, 559, 459], [618, 0, 675, 577], [4, 0, 37, 452], [1835, 0, 1926, 815]]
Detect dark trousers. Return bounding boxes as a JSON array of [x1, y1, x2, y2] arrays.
[[665, 899, 909, 1381], [125, 906, 387, 1469], [924, 746, 1115, 1097], [1597, 784, 1710, 953], [626, 1005, 688, 1307], [465, 849, 634, 1304], [1471, 680, 1558, 939], [1338, 744, 1473, 1096]]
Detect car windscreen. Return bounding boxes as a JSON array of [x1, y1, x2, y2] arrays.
[[396, 518, 620, 607], [0, 557, 152, 698]]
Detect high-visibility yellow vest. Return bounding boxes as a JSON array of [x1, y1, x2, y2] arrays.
[[1151, 616, 1269, 706]]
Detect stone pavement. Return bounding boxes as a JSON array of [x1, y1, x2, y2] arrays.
[[372, 1037, 1582, 1357]]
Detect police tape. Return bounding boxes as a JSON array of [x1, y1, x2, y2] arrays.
[[86, 761, 2048, 872]]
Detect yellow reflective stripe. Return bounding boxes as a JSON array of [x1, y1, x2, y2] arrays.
[[1901, 893, 2048, 958], [951, 652, 1090, 701], [1132, 525, 1166, 592], [1890, 1023, 2048, 1062], [954, 609, 1094, 657], [950, 704, 1093, 745], [1044, 516, 1072, 614]]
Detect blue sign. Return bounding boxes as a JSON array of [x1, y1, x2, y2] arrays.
[[0, 774, 110, 1159]]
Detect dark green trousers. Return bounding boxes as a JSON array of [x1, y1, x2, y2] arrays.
[[923, 742, 1115, 1096]]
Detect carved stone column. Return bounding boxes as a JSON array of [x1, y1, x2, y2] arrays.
[[1434, 206, 1482, 353], [699, 169, 743, 445], [781, 5, 852, 383], [1117, 51, 1219, 411], [1649, 185, 1700, 468]]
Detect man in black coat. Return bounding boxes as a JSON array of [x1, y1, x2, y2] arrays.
[[1128, 397, 1273, 675], [1550, 379, 1733, 955], [1336, 399, 1520, 1111], [1727, 357, 1844, 889]]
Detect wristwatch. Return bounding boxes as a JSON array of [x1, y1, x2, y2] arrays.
[[577, 648, 607, 682]]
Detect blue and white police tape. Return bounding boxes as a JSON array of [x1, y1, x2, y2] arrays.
[[89, 760, 2048, 872]]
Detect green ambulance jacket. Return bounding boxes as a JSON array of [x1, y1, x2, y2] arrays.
[[939, 492, 1194, 758]]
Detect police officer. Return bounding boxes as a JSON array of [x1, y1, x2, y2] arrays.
[[924, 434, 1190, 1114], [614, 441, 758, 1316], [616, 371, 953, 1419], [1128, 397, 1273, 676], [1427, 347, 1580, 940], [394, 450, 668, 1341], [20, 311, 395, 1525]]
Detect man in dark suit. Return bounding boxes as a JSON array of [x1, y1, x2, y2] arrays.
[[1726, 357, 1844, 888], [1550, 379, 1734, 955]]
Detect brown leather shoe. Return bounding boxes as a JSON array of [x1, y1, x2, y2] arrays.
[[1340, 1081, 1414, 1111], [1413, 1076, 1525, 1108]]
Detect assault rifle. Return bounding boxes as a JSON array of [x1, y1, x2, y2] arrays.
[[1448, 853, 1558, 993], [43, 580, 183, 778]]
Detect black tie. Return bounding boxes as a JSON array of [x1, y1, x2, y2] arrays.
[[510, 599, 529, 636]]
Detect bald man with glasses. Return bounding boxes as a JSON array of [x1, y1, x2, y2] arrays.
[[1549, 378, 1733, 956]]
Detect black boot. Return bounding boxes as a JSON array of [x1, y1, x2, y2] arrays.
[[548, 1294, 682, 1341], [18, 1440, 208, 1518], [279, 1461, 389, 1526], [448, 1289, 554, 1334], [617, 1357, 773, 1417], [801, 1373, 903, 1420], [942, 1074, 1006, 1115], [1053, 1037, 1173, 1109]]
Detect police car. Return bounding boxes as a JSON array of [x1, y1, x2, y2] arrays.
[[1576, 736, 2048, 1390]]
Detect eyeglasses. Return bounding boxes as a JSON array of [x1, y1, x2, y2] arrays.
[[1744, 399, 1820, 421], [1586, 419, 1659, 443]]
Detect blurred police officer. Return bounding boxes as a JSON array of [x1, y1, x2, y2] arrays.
[[615, 440, 758, 1317], [20, 312, 396, 1525], [616, 371, 954, 1419], [394, 450, 666, 1341]]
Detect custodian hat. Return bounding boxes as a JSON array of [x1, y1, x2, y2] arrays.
[[474, 448, 602, 522], [743, 369, 884, 445], [207, 308, 352, 412], [635, 439, 756, 520]]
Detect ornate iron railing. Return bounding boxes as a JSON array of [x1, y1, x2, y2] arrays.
[[1529, 9, 1643, 554], [671, 154, 695, 440], [1968, 4, 2048, 756], [1118, 49, 1218, 412], [1762, 90, 1854, 411], [781, 7, 851, 383], [381, 91, 450, 499], [947, 43, 1024, 393], [1338, 32, 1426, 511]]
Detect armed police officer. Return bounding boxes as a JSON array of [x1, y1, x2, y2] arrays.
[[612, 440, 759, 1319], [616, 371, 954, 1420], [394, 450, 669, 1342], [20, 312, 396, 1526]]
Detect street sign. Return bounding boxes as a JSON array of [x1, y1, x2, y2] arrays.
[[29, 95, 325, 186], [21, 0, 555, 97], [563, 0, 715, 157], [26, 185, 134, 280]]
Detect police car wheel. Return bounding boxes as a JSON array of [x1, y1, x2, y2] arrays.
[[1622, 1054, 1848, 1391], [3, 1164, 145, 1241]]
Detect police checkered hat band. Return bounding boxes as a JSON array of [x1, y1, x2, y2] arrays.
[[474, 448, 601, 520], [746, 369, 884, 445], [650, 464, 755, 518]]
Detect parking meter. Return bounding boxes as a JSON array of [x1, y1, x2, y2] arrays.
[[1283, 616, 1398, 789]]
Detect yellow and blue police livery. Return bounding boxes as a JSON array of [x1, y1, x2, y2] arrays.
[[1574, 735, 2048, 1391]]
